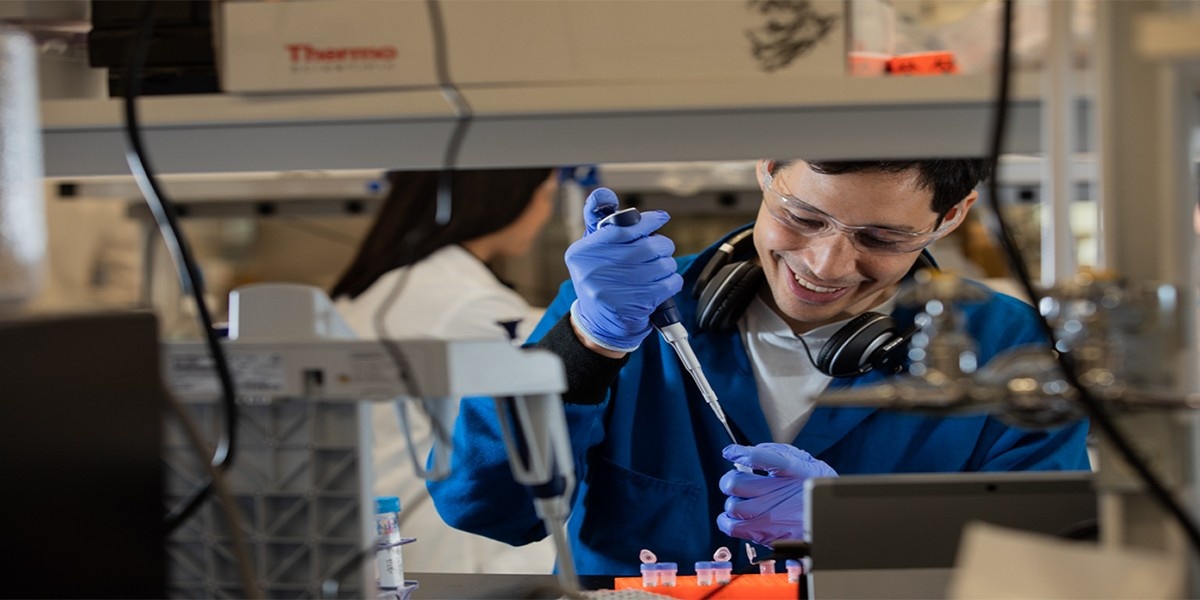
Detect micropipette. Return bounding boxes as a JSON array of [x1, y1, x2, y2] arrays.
[[597, 206, 740, 445], [652, 299, 739, 444]]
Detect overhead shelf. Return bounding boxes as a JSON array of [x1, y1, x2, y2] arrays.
[[35, 0, 1089, 178], [40, 71, 1053, 178]]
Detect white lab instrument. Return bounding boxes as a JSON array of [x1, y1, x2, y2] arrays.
[[163, 284, 580, 597]]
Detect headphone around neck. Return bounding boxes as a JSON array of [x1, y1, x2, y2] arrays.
[[692, 227, 935, 378]]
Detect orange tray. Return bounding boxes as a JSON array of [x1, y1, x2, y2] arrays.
[[613, 573, 797, 599]]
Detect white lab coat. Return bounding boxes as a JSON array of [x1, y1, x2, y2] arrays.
[[335, 244, 555, 574]]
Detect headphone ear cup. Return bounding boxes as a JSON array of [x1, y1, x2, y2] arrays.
[[693, 228, 756, 299], [816, 312, 899, 377], [696, 261, 763, 331], [693, 251, 733, 299]]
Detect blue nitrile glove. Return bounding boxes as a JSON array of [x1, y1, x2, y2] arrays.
[[565, 187, 683, 354], [717, 443, 838, 546]]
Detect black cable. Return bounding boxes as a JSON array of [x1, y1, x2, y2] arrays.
[[371, 0, 476, 395], [164, 391, 259, 598], [426, 0, 474, 226], [985, 0, 1200, 556], [121, 0, 240, 534]]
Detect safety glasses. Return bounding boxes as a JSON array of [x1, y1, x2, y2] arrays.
[[759, 162, 961, 255]]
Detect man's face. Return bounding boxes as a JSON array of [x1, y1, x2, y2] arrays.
[[753, 159, 973, 334]]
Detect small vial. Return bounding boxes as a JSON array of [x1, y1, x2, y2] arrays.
[[695, 561, 716, 586], [758, 559, 777, 575], [639, 548, 659, 587], [374, 496, 404, 590], [640, 563, 660, 588], [657, 563, 678, 587], [713, 561, 733, 584], [786, 559, 803, 583]]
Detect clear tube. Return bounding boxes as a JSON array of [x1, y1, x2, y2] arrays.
[[657, 563, 678, 587], [786, 559, 803, 583], [713, 561, 733, 584]]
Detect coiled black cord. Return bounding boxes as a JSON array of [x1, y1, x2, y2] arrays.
[[984, 0, 1200, 557], [121, 0, 241, 534]]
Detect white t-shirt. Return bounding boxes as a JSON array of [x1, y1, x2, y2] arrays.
[[335, 245, 555, 574], [739, 294, 896, 444]]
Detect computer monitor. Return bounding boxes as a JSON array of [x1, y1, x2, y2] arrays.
[[801, 470, 1096, 600]]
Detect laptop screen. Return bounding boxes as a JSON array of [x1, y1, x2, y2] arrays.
[[797, 471, 1096, 599]]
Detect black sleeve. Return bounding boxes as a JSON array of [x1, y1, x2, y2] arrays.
[[533, 314, 629, 405]]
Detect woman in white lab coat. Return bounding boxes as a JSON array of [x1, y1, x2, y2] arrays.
[[331, 167, 559, 574]]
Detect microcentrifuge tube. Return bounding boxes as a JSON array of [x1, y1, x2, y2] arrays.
[[786, 559, 803, 583], [695, 561, 716, 586], [713, 561, 733, 584], [758, 559, 776, 575], [639, 548, 660, 588], [640, 563, 659, 588], [657, 563, 678, 587]]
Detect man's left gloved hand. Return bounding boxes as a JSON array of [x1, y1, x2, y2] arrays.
[[716, 443, 838, 546]]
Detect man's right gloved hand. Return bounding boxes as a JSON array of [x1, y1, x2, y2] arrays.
[[565, 188, 683, 354]]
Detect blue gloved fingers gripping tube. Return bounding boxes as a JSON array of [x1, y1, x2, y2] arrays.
[[716, 510, 803, 547], [722, 488, 793, 520], [719, 465, 778, 498], [722, 443, 834, 477], [720, 468, 828, 501]]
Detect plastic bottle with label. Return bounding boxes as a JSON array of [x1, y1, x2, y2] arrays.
[[375, 496, 405, 591]]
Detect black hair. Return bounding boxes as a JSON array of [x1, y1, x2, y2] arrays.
[[771, 158, 991, 216], [330, 167, 554, 300]]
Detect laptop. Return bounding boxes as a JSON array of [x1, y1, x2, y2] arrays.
[[799, 471, 1096, 600]]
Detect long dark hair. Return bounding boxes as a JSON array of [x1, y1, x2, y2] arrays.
[[331, 167, 554, 300]]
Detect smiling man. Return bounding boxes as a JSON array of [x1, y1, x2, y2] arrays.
[[427, 158, 1091, 576], [754, 159, 976, 333]]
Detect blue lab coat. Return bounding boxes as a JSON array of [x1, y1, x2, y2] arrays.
[[427, 227, 1091, 576]]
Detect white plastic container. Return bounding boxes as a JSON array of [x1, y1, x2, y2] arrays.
[[375, 496, 406, 589]]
